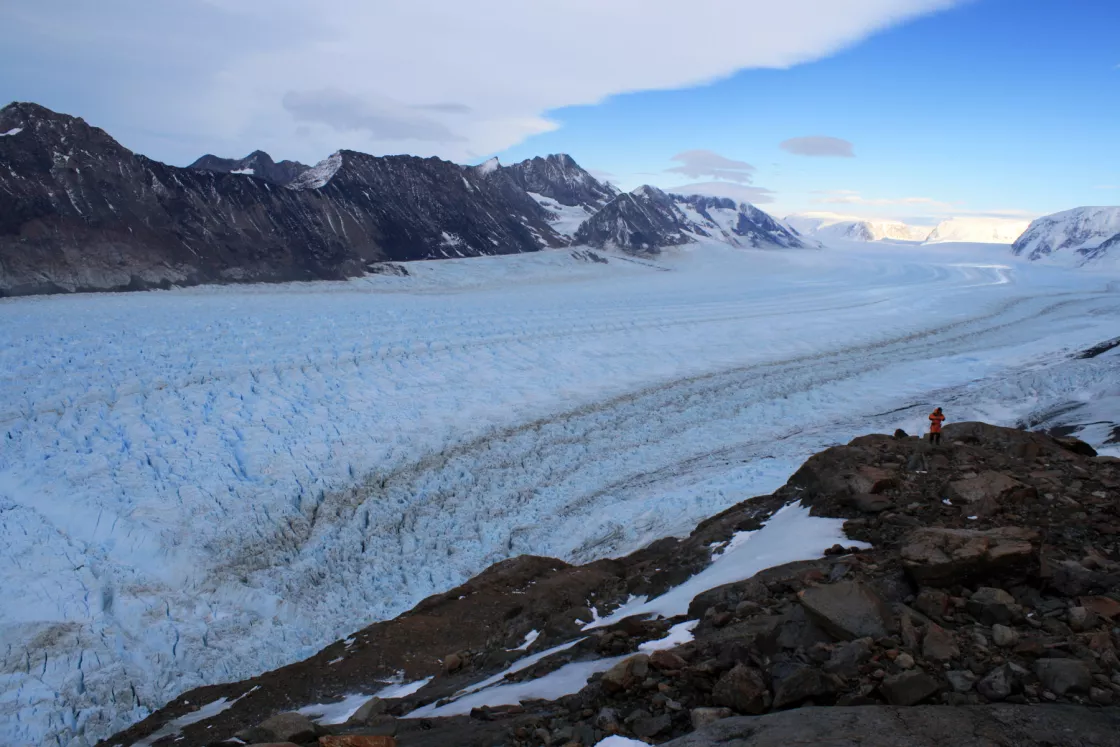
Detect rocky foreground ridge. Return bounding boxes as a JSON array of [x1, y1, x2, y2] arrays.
[[102, 423, 1120, 747]]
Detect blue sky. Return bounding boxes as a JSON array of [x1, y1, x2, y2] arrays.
[[496, 0, 1120, 223], [3, 0, 1117, 224]]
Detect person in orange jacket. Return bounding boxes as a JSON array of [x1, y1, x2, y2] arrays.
[[928, 407, 946, 445]]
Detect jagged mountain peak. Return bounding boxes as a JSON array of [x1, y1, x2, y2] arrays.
[[505, 153, 617, 212]]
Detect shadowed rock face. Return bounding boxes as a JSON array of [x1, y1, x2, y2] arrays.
[[503, 154, 618, 211], [189, 150, 310, 186], [0, 103, 571, 296], [574, 187, 805, 254]]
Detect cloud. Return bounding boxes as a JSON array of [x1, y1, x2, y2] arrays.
[[412, 103, 474, 114], [1094, 184, 1119, 190], [666, 150, 756, 183], [668, 181, 777, 204], [1, 0, 967, 163], [282, 89, 465, 142], [812, 189, 952, 209], [780, 135, 855, 157]]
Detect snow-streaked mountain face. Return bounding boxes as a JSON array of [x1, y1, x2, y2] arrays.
[[189, 150, 310, 186], [784, 212, 930, 243], [924, 216, 1030, 245], [1011, 206, 1120, 265], [574, 186, 803, 253], [504, 154, 618, 212]]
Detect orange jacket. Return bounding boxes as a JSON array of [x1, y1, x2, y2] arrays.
[[929, 411, 945, 432]]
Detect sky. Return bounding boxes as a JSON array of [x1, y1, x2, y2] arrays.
[[2, 0, 1117, 225]]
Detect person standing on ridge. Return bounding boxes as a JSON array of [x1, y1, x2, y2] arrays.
[[928, 407, 946, 445]]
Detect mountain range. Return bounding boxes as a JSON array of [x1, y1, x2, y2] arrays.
[[0, 103, 804, 297]]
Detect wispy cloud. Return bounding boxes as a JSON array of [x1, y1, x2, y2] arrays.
[[1094, 184, 1119, 190], [780, 136, 855, 157], [812, 189, 950, 208], [282, 88, 465, 142], [666, 150, 756, 183], [669, 181, 777, 204]]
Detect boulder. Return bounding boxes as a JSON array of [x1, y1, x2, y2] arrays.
[[712, 664, 771, 714], [991, 624, 1018, 648], [945, 471, 1035, 506], [798, 582, 894, 640], [967, 587, 1022, 625], [823, 638, 874, 678], [319, 738, 397, 747], [921, 624, 960, 662], [771, 666, 837, 710], [1035, 659, 1092, 695], [601, 654, 650, 694], [346, 697, 387, 725], [650, 650, 689, 672], [842, 493, 893, 513], [946, 670, 977, 693], [880, 671, 941, 706], [633, 713, 672, 738], [900, 527, 1038, 586], [252, 713, 318, 744], [977, 665, 1013, 702], [690, 707, 733, 730]]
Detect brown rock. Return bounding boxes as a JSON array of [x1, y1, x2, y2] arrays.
[[601, 654, 650, 694], [255, 713, 318, 744], [691, 706, 733, 729], [945, 471, 1034, 506], [346, 697, 386, 725], [319, 738, 397, 747], [712, 663, 771, 714], [443, 652, 464, 673], [900, 527, 1038, 586], [1069, 606, 1099, 632], [798, 581, 894, 640], [913, 588, 950, 619], [650, 650, 688, 672], [922, 624, 960, 662]]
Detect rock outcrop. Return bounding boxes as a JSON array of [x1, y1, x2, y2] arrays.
[[573, 188, 805, 254], [100, 423, 1120, 746]]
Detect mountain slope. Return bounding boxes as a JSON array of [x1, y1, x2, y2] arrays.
[[189, 150, 310, 185], [0, 102, 566, 296], [574, 186, 803, 253], [923, 217, 1029, 245], [1011, 206, 1120, 265], [504, 154, 617, 212]]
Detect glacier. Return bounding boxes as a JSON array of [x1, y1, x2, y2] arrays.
[[2, 241, 1119, 746]]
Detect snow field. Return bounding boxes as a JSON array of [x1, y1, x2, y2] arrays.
[[1, 241, 1118, 746]]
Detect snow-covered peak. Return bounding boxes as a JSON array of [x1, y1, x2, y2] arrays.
[[785, 212, 930, 243], [923, 217, 1030, 245], [1012, 206, 1120, 265], [289, 152, 344, 190], [0, 127, 23, 137], [475, 157, 501, 175]]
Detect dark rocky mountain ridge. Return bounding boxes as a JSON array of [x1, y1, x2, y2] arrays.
[[575, 187, 806, 254], [189, 150, 311, 186], [101, 422, 1120, 747], [0, 102, 804, 298]]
